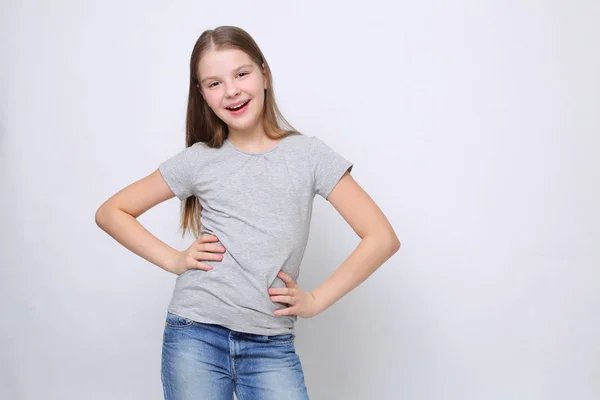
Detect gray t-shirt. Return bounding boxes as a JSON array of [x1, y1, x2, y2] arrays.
[[158, 132, 353, 335]]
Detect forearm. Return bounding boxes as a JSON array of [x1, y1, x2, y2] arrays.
[[311, 234, 400, 314], [95, 207, 178, 273]]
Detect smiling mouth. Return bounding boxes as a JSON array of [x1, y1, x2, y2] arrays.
[[226, 100, 250, 111]]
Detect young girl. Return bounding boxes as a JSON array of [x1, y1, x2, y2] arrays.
[[96, 26, 400, 400]]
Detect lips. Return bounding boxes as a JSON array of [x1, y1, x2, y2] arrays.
[[225, 99, 250, 111]]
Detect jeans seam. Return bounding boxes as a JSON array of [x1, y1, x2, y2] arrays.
[[229, 335, 237, 383]]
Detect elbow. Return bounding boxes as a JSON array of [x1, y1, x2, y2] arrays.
[[382, 227, 401, 254], [388, 235, 401, 254], [95, 204, 116, 230], [365, 230, 401, 255], [95, 206, 107, 230], [95, 204, 132, 231]]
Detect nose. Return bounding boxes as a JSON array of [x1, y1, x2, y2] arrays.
[[224, 81, 241, 98]]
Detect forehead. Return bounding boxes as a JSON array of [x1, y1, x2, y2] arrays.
[[197, 48, 255, 78]]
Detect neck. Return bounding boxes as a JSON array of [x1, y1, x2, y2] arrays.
[[227, 119, 276, 151]]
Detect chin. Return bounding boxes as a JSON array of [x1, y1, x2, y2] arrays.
[[229, 119, 260, 132], [227, 114, 262, 129]]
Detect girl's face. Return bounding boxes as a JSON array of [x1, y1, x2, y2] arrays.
[[197, 48, 267, 134]]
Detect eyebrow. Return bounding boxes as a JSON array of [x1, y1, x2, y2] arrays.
[[200, 64, 254, 84]]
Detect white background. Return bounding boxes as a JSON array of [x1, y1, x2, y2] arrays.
[[1, 1, 599, 399]]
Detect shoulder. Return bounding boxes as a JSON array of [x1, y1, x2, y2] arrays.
[[282, 131, 310, 144], [187, 140, 225, 160], [190, 140, 212, 153], [170, 141, 209, 156], [281, 133, 347, 162], [281, 131, 323, 152], [287, 132, 335, 148], [159, 140, 222, 172]]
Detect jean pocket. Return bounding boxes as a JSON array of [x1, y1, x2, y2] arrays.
[[266, 333, 295, 345], [165, 312, 195, 329]]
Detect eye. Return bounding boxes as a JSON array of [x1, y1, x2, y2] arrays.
[[207, 72, 248, 88]]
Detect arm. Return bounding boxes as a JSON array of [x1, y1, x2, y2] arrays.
[[310, 171, 401, 314], [95, 169, 180, 273]]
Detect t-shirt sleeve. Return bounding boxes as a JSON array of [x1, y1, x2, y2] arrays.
[[158, 143, 199, 200], [309, 136, 354, 199]]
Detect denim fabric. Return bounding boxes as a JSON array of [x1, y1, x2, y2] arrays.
[[161, 312, 310, 399]]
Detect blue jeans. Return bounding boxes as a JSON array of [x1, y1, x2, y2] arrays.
[[161, 312, 310, 399]]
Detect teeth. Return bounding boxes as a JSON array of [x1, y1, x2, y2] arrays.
[[228, 100, 248, 110]]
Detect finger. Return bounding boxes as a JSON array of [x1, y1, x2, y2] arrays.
[[196, 234, 219, 243], [270, 295, 293, 304], [196, 251, 224, 261], [194, 261, 213, 271], [274, 306, 297, 317], [278, 272, 295, 288], [196, 243, 226, 253], [268, 288, 289, 295]]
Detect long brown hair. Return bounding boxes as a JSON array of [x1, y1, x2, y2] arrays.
[[180, 25, 299, 237]]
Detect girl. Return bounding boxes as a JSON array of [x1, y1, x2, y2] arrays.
[[95, 26, 400, 400]]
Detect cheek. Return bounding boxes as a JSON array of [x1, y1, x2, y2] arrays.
[[204, 93, 223, 111], [247, 82, 265, 104], [241, 77, 265, 95]]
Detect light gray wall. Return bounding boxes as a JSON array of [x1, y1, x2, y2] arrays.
[[1, 1, 598, 399]]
